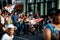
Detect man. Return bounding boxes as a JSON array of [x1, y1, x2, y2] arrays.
[[1, 24, 15, 40], [12, 11, 18, 26]]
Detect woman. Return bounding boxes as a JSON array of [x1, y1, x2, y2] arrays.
[[43, 9, 60, 40]]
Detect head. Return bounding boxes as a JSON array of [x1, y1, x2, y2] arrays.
[[53, 9, 60, 24], [3, 10, 9, 17], [26, 12, 30, 17], [7, 28, 15, 36], [48, 16, 51, 19], [18, 13, 23, 18], [36, 13, 40, 16], [6, 24, 15, 36], [48, 8, 56, 18], [14, 11, 17, 15]]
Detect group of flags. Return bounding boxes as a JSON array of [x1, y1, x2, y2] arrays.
[[4, 4, 43, 25]]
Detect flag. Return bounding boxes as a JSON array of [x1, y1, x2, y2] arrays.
[[34, 18, 43, 22], [30, 18, 43, 25], [5, 5, 15, 13]]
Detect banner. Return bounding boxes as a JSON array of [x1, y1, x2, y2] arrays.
[[5, 5, 15, 13]]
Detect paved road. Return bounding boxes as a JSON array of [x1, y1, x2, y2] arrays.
[[13, 32, 44, 40]]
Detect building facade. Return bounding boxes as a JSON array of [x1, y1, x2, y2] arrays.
[[25, 0, 58, 16], [0, 0, 60, 16]]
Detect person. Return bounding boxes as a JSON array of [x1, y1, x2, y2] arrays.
[[0, 9, 5, 25], [8, 13, 13, 24], [46, 16, 52, 24], [16, 13, 23, 35], [12, 11, 18, 26], [23, 15, 30, 35], [43, 9, 60, 40], [1, 24, 15, 40], [4, 11, 9, 25], [0, 9, 6, 39]]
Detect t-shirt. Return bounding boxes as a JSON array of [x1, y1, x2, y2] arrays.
[[45, 23, 60, 40], [0, 15, 5, 24], [12, 15, 18, 23], [1, 33, 14, 40]]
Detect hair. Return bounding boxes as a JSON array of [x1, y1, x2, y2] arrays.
[[47, 8, 56, 18], [53, 9, 60, 24], [47, 8, 60, 24], [55, 9, 60, 16]]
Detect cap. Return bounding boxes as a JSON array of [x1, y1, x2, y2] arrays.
[[6, 24, 15, 29]]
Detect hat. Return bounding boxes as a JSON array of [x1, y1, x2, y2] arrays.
[[6, 24, 15, 29]]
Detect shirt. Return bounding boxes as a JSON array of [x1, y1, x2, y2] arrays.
[[1, 33, 14, 40], [45, 23, 60, 40], [0, 15, 5, 24], [12, 15, 18, 23]]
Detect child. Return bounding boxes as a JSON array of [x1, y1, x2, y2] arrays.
[[1, 24, 15, 40]]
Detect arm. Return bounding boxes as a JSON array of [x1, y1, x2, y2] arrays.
[[43, 28, 51, 40], [2, 27, 6, 32]]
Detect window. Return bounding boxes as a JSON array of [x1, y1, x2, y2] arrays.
[[3, 1, 6, 7], [37, 3, 41, 13], [45, 0, 56, 15], [16, 0, 23, 3], [35, 4, 37, 13], [36, 0, 44, 3], [36, 0, 40, 2], [41, 3, 44, 15], [27, 0, 34, 3], [46, 0, 55, 1], [26, 0, 57, 16]]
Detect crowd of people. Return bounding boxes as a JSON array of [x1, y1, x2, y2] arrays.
[[0, 8, 60, 40], [0, 9, 44, 40]]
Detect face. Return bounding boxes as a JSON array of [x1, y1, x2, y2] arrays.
[[55, 14, 60, 24], [37, 14, 39, 16], [27, 13, 29, 17], [57, 16, 60, 24], [14, 12, 17, 15], [7, 28, 15, 36]]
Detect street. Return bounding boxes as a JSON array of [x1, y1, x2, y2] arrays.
[[13, 32, 44, 40]]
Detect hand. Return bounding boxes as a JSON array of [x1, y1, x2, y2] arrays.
[[2, 27, 6, 32]]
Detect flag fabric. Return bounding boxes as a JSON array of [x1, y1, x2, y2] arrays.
[[4, 5, 15, 13], [30, 20, 36, 25], [30, 18, 43, 25], [34, 18, 43, 22]]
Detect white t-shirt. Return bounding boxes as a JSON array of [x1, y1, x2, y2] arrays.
[[1, 33, 14, 40], [0, 15, 5, 24]]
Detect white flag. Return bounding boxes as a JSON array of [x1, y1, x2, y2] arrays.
[[5, 5, 15, 13]]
